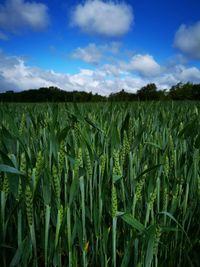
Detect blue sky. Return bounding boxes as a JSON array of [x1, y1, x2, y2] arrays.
[[0, 0, 200, 94]]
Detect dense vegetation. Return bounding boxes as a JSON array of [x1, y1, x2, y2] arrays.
[[0, 102, 200, 267], [1, 82, 200, 102]]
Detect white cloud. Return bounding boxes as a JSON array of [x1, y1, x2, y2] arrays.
[[71, 0, 133, 37], [107, 42, 122, 54], [71, 43, 102, 64], [121, 54, 161, 76], [0, 51, 143, 94], [174, 21, 200, 59], [71, 42, 122, 65], [174, 65, 200, 83], [0, 0, 49, 33], [0, 56, 55, 90], [148, 65, 200, 89], [155, 74, 178, 89], [0, 51, 200, 95], [101, 64, 121, 76], [0, 51, 101, 93]]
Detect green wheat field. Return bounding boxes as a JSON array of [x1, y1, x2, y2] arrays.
[[0, 102, 200, 267]]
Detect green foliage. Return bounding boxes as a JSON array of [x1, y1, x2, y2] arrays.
[[0, 82, 200, 102], [0, 102, 200, 266]]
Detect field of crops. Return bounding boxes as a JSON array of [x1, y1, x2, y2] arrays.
[[0, 102, 200, 267]]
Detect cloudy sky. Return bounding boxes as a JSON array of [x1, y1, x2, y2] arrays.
[[0, 0, 200, 95]]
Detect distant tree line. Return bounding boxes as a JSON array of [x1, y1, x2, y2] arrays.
[[0, 82, 200, 102]]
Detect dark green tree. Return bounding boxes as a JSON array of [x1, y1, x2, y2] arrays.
[[169, 82, 193, 100], [137, 83, 159, 100]]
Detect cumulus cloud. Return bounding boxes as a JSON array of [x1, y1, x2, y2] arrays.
[[0, 0, 49, 33], [174, 65, 200, 83], [109, 42, 122, 54], [0, 51, 102, 93], [71, 42, 122, 65], [71, 43, 102, 64], [121, 54, 161, 76], [0, 51, 144, 94], [154, 74, 178, 89], [71, 0, 133, 37], [101, 64, 122, 76], [148, 65, 200, 89], [0, 51, 200, 95], [174, 21, 200, 59], [0, 55, 55, 91]]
